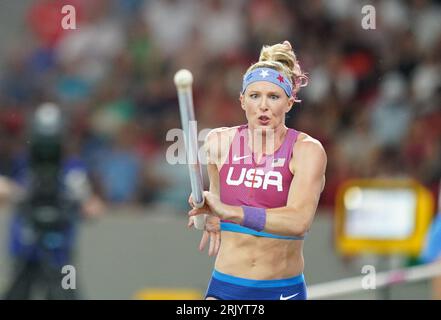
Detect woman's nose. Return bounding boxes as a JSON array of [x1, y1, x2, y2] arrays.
[[258, 97, 269, 111]]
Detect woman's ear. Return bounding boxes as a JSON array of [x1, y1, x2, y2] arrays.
[[286, 96, 295, 113], [239, 94, 245, 110]]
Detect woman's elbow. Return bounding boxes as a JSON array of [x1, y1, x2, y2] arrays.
[[285, 219, 309, 238], [294, 222, 309, 237], [283, 207, 311, 237]]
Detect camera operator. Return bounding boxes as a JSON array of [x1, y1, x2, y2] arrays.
[[0, 102, 103, 300]]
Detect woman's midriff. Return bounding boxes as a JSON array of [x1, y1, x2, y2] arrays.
[[214, 230, 304, 280]]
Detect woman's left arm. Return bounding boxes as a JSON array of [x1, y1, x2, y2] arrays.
[[190, 136, 327, 238], [260, 137, 327, 237]]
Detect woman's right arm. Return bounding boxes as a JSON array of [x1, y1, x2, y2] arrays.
[[188, 127, 229, 256]]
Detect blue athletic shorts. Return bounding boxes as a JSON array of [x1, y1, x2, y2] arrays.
[[205, 269, 307, 300]]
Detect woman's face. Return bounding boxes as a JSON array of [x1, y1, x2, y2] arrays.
[[240, 81, 294, 131]]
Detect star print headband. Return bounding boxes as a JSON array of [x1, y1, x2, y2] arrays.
[[242, 67, 293, 97]]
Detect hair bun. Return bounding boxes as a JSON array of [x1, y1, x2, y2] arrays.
[[246, 41, 308, 102], [258, 42, 295, 72], [282, 40, 292, 49]]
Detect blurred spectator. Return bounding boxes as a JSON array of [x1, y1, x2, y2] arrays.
[[370, 72, 413, 147], [95, 124, 142, 204], [27, 0, 83, 48], [55, 0, 124, 85], [198, 0, 247, 58], [142, 0, 198, 58]]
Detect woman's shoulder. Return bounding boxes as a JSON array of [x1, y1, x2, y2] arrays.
[[204, 126, 242, 165], [288, 130, 327, 174], [204, 125, 242, 149], [292, 131, 327, 163]]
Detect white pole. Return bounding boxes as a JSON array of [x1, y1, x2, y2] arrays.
[[308, 261, 441, 299], [174, 69, 206, 230]]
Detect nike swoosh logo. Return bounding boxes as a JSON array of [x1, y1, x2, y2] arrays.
[[233, 155, 251, 161], [280, 293, 299, 300]]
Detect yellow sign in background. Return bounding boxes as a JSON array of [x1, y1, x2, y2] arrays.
[[335, 179, 434, 257]]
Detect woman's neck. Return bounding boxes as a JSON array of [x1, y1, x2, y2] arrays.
[[247, 124, 288, 156]]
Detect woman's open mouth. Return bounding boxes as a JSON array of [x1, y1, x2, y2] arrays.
[[258, 115, 270, 125]]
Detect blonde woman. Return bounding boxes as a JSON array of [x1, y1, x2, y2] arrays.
[[189, 41, 327, 300]]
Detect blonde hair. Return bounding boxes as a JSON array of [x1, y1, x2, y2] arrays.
[[246, 41, 308, 102]]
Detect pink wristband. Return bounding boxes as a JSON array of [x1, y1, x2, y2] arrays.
[[241, 206, 266, 232]]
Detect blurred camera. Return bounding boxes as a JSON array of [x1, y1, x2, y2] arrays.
[[20, 103, 75, 234]]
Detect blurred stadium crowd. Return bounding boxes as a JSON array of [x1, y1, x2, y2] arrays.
[[0, 0, 439, 210]]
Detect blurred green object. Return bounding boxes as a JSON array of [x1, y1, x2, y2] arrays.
[[130, 36, 152, 72], [110, 99, 135, 122], [406, 256, 423, 267]]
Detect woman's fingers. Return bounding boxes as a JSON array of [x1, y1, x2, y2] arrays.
[[208, 231, 216, 256], [189, 207, 206, 216], [214, 232, 221, 256], [187, 217, 194, 229], [208, 231, 221, 256], [199, 230, 220, 256], [199, 231, 209, 252], [188, 194, 194, 207]]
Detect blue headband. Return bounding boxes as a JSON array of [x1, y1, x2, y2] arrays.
[[242, 67, 293, 97]]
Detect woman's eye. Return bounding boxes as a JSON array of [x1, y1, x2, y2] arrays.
[[250, 94, 258, 99], [270, 95, 279, 100]]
